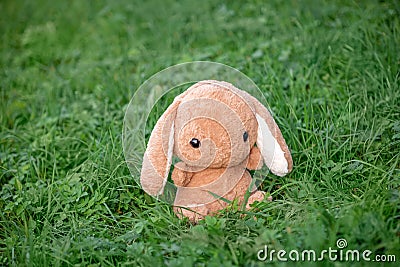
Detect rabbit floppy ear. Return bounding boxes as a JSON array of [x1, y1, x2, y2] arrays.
[[250, 95, 293, 176], [140, 97, 181, 196]]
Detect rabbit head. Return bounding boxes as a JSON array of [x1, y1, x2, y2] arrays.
[[140, 80, 292, 196]]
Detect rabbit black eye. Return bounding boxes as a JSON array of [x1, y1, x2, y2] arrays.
[[243, 131, 249, 142], [190, 138, 201, 148]]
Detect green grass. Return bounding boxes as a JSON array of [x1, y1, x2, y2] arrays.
[[1, 0, 399, 266]]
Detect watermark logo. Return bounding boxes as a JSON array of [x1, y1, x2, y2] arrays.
[[336, 238, 347, 249], [257, 238, 396, 263], [122, 62, 279, 206]]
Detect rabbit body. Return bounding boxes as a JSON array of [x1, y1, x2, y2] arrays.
[[140, 80, 293, 222]]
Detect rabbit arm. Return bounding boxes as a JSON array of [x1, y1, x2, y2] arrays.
[[246, 146, 263, 170], [171, 162, 194, 187]]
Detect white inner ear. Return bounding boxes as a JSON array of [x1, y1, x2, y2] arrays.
[[158, 121, 175, 195], [256, 114, 289, 176]]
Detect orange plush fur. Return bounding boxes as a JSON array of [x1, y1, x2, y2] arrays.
[[141, 80, 292, 222]]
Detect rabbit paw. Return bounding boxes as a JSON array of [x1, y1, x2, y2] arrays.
[[173, 205, 209, 223], [246, 191, 272, 209]]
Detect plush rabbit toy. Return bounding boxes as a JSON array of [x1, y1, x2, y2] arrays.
[[140, 80, 292, 222]]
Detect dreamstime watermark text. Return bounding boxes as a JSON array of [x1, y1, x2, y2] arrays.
[[257, 238, 396, 263]]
